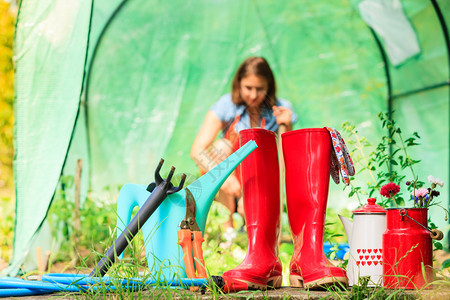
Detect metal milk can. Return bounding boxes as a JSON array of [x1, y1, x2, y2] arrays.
[[383, 208, 438, 289], [339, 198, 386, 286]]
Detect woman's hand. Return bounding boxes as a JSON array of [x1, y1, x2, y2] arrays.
[[272, 106, 292, 129], [221, 174, 241, 199]]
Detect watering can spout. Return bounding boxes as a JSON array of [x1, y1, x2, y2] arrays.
[[339, 215, 353, 245], [185, 140, 257, 229]]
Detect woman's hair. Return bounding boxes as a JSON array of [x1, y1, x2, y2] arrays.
[[231, 57, 277, 108]]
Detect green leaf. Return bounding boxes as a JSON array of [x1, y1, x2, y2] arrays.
[[329, 234, 343, 238], [390, 159, 398, 165], [396, 198, 405, 206], [329, 252, 336, 260], [442, 259, 450, 269], [434, 242, 443, 251], [378, 178, 387, 185]]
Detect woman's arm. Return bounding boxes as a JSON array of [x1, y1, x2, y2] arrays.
[[190, 111, 241, 198], [190, 111, 223, 172]]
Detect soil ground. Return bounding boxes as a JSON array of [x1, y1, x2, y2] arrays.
[[5, 285, 450, 300]]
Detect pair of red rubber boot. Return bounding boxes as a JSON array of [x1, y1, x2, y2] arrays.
[[218, 128, 347, 292]]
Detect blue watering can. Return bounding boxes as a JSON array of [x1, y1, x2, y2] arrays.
[[115, 140, 257, 278]]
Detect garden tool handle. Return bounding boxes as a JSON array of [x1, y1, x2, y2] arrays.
[[90, 159, 186, 277], [400, 209, 444, 240], [430, 228, 444, 240], [192, 231, 207, 278], [178, 229, 196, 278]]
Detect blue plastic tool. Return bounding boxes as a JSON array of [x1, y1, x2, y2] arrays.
[[91, 159, 185, 277], [0, 273, 207, 297]]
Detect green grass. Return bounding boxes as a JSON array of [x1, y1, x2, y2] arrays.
[[2, 188, 449, 299]]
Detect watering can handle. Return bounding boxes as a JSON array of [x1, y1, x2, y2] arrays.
[[399, 209, 443, 240]]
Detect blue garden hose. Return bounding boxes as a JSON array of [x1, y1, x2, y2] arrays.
[[0, 273, 207, 297], [0, 144, 258, 298]]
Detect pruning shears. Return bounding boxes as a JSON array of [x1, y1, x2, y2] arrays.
[[178, 188, 207, 282]]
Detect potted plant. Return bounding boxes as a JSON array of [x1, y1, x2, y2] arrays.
[[382, 178, 445, 289], [341, 112, 448, 289]]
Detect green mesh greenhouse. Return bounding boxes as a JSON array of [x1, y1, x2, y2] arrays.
[[6, 0, 449, 275]]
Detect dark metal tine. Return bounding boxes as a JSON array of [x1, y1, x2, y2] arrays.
[[166, 166, 176, 183], [169, 173, 186, 194], [155, 159, 164, 184], [178, 173, 187, 189]]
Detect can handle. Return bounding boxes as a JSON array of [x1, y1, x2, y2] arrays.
[[399, 209, 443, 240]]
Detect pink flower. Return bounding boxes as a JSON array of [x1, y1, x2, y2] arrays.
[[380, 182, 400, 198], [411, 188, 429, 197]]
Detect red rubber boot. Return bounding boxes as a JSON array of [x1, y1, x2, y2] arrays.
[[220, 128, 283, 292], [282, 128, 348, 289]]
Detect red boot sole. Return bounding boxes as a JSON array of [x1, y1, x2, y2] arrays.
[[224, 275, 283, 292], [290, 274, 348, 289], [289, 274, 304, 288]]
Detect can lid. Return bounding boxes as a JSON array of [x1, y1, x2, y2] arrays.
[[354, 198, 386, 213]]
